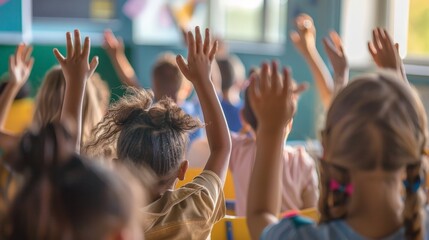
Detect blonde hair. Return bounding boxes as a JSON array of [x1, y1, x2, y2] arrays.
[[319, 71, 427, 240], [34, 66, 110, 148]]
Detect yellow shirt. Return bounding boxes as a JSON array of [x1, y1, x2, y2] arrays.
[[4, 98, 34, 134], [143, 170, 225, 240]]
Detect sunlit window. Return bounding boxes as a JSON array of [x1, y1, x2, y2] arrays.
[[407, 0, 429, 57]]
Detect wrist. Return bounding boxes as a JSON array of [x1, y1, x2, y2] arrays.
[[192, 76, 214, 89], [257, 124, 286, 135]]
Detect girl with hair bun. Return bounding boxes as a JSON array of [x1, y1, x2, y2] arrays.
[[86, 26, 231, 240]]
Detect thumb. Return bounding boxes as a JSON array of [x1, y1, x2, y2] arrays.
[[176, 55, 191, 80], [293, 82, 309, 95], [89, 56, 99, 76]]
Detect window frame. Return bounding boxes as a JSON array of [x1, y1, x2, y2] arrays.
[[209, 0, 286, 55]]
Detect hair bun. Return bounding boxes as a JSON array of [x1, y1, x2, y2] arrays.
[[146, 97, 202, 132]]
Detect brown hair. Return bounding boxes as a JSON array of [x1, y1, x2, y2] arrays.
[[319, 71, 427, 240], [85, 88, 202, 177], [151, 53, 184, 102], [4, 123, 139, 240]]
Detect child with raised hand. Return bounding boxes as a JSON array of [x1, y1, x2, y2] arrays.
[[228, 64, 318, 217], [291, 14, 349, 108], [86, 26, 231, 240], [247, 66, 429, 239]]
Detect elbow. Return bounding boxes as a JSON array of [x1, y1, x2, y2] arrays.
[[211, 137, 231, 160]]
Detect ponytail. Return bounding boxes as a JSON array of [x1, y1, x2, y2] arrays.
[[403, 163, 424, 240]]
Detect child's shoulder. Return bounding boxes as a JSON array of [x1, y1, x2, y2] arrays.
[[283, 145, 315, 167]]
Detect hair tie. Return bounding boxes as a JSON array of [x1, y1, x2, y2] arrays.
[[329, 179, 354, 196], [403, 176, 422, 193]]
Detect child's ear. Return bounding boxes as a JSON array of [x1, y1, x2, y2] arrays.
[[177, 160, 189, 181]]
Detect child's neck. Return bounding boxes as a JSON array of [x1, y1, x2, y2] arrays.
[[346, 171, 403, 238], [222, 89, 240, 105]]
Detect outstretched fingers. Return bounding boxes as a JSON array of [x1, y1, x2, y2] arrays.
[[195, 26, 203, 54], [82, 37, 91, 61], [271, 61, 281, 93], [203, 28, 211, 55], [74, 29, 82, 57], [176, 54, 190, 79], [209, 40, 218, 62], [259, 62, 270, 93], [53, 48, 66, 63]]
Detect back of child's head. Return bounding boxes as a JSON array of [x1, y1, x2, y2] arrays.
[[86, 88, 202, 177], [4, 123, 141, 240], [320, 71, 427, 239], [218, 58, 235, 92], [151, 53, 183, 102], [34, 66, 110, 147], [218, 56, 245, 93], [0, 74, 31, 100], [34, 66, 66, 128]]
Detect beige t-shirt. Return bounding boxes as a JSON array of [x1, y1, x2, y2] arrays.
[[143, 170, 226, 240]]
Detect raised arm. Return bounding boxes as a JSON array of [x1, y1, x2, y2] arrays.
[[246, 62, 297, 239], [0, 44, 33, 131], [368, 28, 407, 82], [103, 30, 140, 88], [291, 14, 334, 109], [322, 31, 349, 95], [176, 27, 231, 184], [53, 30, 98, 152]]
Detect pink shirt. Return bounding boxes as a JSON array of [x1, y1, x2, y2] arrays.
[[229, 133, 319, 216]]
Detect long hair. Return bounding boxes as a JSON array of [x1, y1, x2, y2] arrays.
[[4, 123, 140, 240], [319, 71, 427, 240]]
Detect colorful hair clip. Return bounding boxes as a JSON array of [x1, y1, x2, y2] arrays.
[[403, 176, 422, 193], [329, 179, 353, 196]]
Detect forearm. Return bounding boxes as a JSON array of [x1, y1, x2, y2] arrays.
[[109, 53, 140, 88], [333, 69, 349, 95], [0, 83, 20, 130], [302, 50, 334, 109], [247, 127, 284, 239], [195, 79, 231, 182], [61, 83, 86, 151]]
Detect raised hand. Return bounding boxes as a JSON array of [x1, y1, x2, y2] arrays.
[[290, 14, 316, 56], [103, 29, 125, 58], [246, 62, 298, 239], [368, 28, 401, 71], [248, 61, 296, 129], [9, 43, 34, 88], [290, 13, 333, 109], [53, 29, 98, 151], [0, 44, 34, 131], [53, 30, 98, 85], [322, 31, 349, 92], [176, 26, 218, 85], [177, 26, 231, 184]]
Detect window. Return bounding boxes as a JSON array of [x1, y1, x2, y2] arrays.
[[407, 0, 429, 57], [216, 0, 286, 43], [132, 0, 286, 46], [33, 0, 116, 20]]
